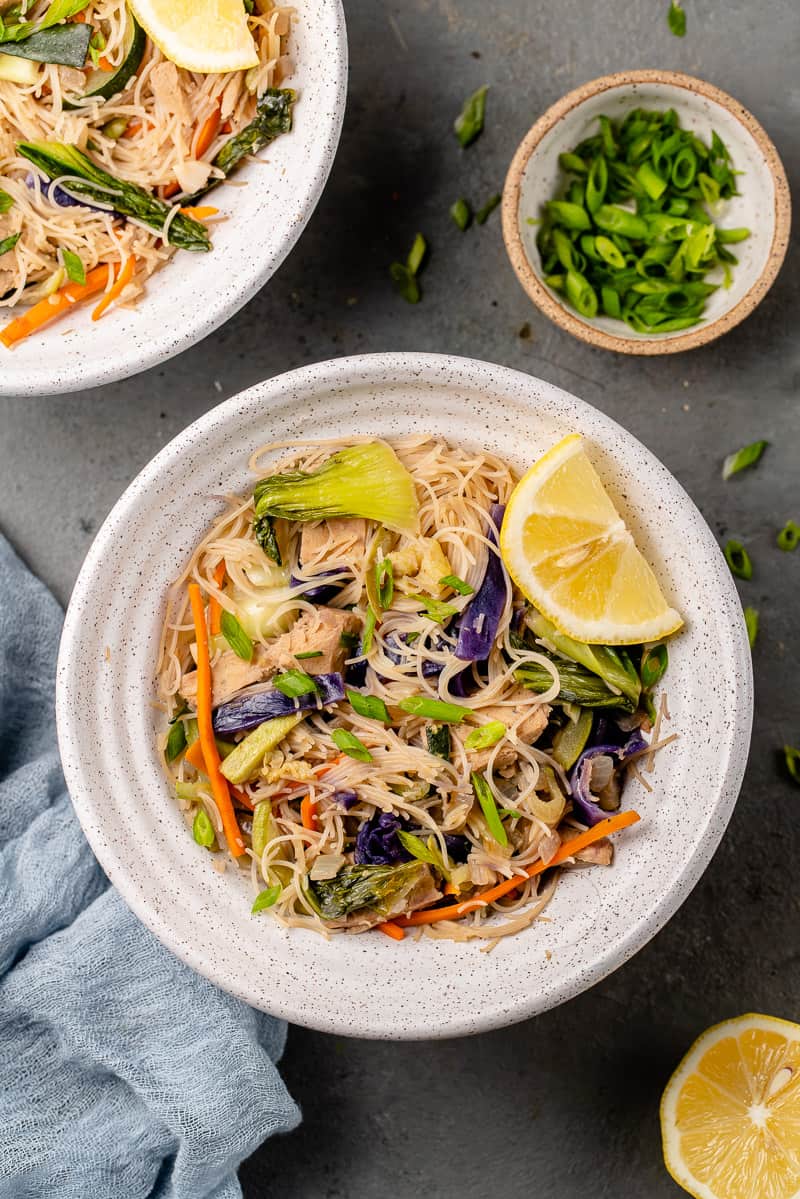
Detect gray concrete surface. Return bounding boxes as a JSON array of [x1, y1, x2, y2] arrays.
[[2, 0, 798, 1195]]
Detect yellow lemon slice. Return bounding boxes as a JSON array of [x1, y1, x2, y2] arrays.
[[661, 1013, 800, 1199], [500, 433, 683, 645], [128, 0, 259, 73]]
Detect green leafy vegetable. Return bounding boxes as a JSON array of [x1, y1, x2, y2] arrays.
[[722, 440, 768, 480], [347, 689, 390, 723], [252, 884, 282, 913], [454, 84, 488, 148], [667, 0, 686, 36], [306, 860, 431, 919], [784, 746, 800, 786], [725, 539, 752, 580], [525, 610, 641, 708], [425, 723, 451, 760], [220, 609, 254, 662], [220, 713, 302, 784], [192, 807, 216, 848], [515, 658, 636, 711], [450, 198, 471, 230], [253, 442, 419, 535], [0, 21, 89, 65], [0, 189, 13, 214], [412, 595, 459, 624], [744, 606, 758, 648], [165, 718, 187, 762], [253, 512, 282, 564], [0, 233, 20, 257], [777, 521, 800, 552], [17, 141, 209, 251], [59, 247, 84, 284], [475, 193, 501, 225], [273, 669, 318, 698], [397, 830, 451, 879], [464, 721, 506, 751], [440, 573, 474, 595], [640, 643, 669, 690], [397, 696, 468, 723], [471, 771, 507, 847], [331, 728, 373, 762]]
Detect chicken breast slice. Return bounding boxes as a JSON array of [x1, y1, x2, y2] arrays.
[[260, 607, 361, 676], [300, 518, 368, 566]]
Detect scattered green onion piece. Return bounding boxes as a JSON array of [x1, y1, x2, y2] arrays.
[[464, 721, 506, 751], [565, 270, 598, 318], [252, 884, 282, 913], [744, 607, 758, 648], [397, 696, 469, 723], [362, 606, 377, 654], [585, 157, 608, 214], [0, 189, 14, 214], [641, 644, 669, 689], [497, 808, 523, 820], [220, 609, 254, 662], [722, 440, 768, 480], [724, 539, 752, 580], [165, 719, 187, 762], [558, 152, 588, 175], [784, 746, 800, 786], [295, 649, 323, 659], [347, 689, 390, 723], [396, 830, 450, 878], [475, 193, 501, 224], [667, 0, 686, 35], [439, 573, 474, 595], [272, 669, 318, 698], [412, 595, 459, 624], [389, 261, 420, 304], [454, 84, 488, 148], [636, 160, 667, 200], [101, 116, 130, 140], [470, 772, 507, 847], [375, 557, 394, 609], [450, 197, 471, 230], [0, 233, 20, 257], [777, 521, 800, 552], [716, 227, 751, 244], [331, 728, 373, 762], [192, 807, 215, 848], [406, 232, 427, 275]]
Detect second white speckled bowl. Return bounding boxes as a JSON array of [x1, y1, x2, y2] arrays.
[[56, 353, 753, 1039]]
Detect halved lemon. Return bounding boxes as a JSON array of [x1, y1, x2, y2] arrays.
[[500, 433, 683, 645], [128, 0, 259, 73], [661, 1013, 800, 1199]]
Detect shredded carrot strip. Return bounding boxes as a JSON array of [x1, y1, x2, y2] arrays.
[[396, 811, 641, 928], [122, 119, 142, 139], [97, 55, 114, 71], [187, 583, 245, 856], [208, 560, 227, 635], [443, 881, 458, 896], [163, 181, 181, 199], [378, 921, 405, 941], [0, 263, 114, 348], [92, 255, 135, 321], [184, 737, 253, 809], [194, 103, 221, 159], [220, 119, 232, 134], [179, 205, 219, 221], [301, 795, 318, 830]]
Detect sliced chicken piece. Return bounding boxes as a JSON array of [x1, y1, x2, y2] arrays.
[[260, 606, 361, 676], [456, 697, 551, 770], [300, 518, 368, 567], [560, 829, 613, 866], [180, 647, 267, 707]]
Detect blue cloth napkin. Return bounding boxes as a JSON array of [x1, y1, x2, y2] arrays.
[[0, 534, 300, 1199]]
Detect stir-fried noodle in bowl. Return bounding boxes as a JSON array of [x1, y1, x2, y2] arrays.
[[0, 0, 294, 341], [157, 434, 679, 945]]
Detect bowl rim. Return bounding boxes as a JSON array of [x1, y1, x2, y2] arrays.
[[501, 69, 792, 356], [55, 351, 754, 1039], [0, 0, 348, 398]]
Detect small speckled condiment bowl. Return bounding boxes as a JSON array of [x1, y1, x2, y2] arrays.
[[502, 70, 791, 355], [56, 353, 753, 1039]]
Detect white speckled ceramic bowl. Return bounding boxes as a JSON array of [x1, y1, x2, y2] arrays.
[[0, 0, 347, 398], [502, 71, 791, 354], [56, 353, 752, 1039]]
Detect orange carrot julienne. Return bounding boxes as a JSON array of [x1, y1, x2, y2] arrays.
[[163, 181, 181, 199], [395, 811, 641, 928], [122, 119, 142, 138], [187, 583, 245, 856], [208, 560, 227, 635], [179, 205, 219, 221], [301, 794, 318, 830], [378, 921, 405, 941], [0, 263, 114, 348], [194, 103, 221, 159], [184, 737, 253, 810], [92, 255, 135, 321], [443, 881, 458, 896], [97, 55, 114, 71]]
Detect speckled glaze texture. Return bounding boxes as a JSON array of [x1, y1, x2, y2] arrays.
[[56, 353, 753, 1040], [0, 0, 347, 398], [502, 71, 791, 355]]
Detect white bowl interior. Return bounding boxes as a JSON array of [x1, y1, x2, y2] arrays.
[[56, 353, 752, 1039], [0, 0, 346, 397], [517, 80, 776, 341]]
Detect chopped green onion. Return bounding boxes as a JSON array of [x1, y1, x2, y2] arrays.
[[565, 270, 598, 319], [777, 521, 800, 552], [272, 669, 318, 698], [475, 193, 501, 225], [0, 189, 14, 214], [220, 609, 254, 662], [744, 606, 758, 648], [464, 721, 506, 751], [450, 197, 471, 230], [412, 595, 459, 624], [397, 696, 469, 723], [585, 156, 608, 213], [165, 719, 187, 762], [396, 830, 450, 878], [640, 644, 669, 689], [407, 232, 427, 275], [101, 116, 130, 140], [594, 205, 649, 239], [192, 807, 215, 848], [497, 808, 523, 820], [724, 539, 752, 580], [545, 200, 591, 232], [295, 650, 323, 659], [389, 261, 420, 304], [716, 227, 751, 244], [470, 772, 507, 847], [252, 884, 282, 913], [454, 84, 488, 148], [439, 573, 474, 595], [331, 728, 373, 762], [667, 0, 686, 36], [636, 160, 667, 200], [347, 689, 390, 723], [0, 233, 20, 257], [784, 745, 800, 786], [362, 606, 377, 654], [375, 557, 394, 609], [722, 440, 767, 480]]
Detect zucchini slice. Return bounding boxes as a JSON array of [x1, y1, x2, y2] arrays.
[[64, 10, 146, 109]]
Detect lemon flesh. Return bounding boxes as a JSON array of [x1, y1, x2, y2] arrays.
[[500, 433, 683, 645], [128, 0, 259, 73]]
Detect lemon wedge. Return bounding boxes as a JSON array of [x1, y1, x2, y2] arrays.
[[661, 1013, 800, 1199], [500, 433, 682, 645], [128, 0, 259, 73]]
